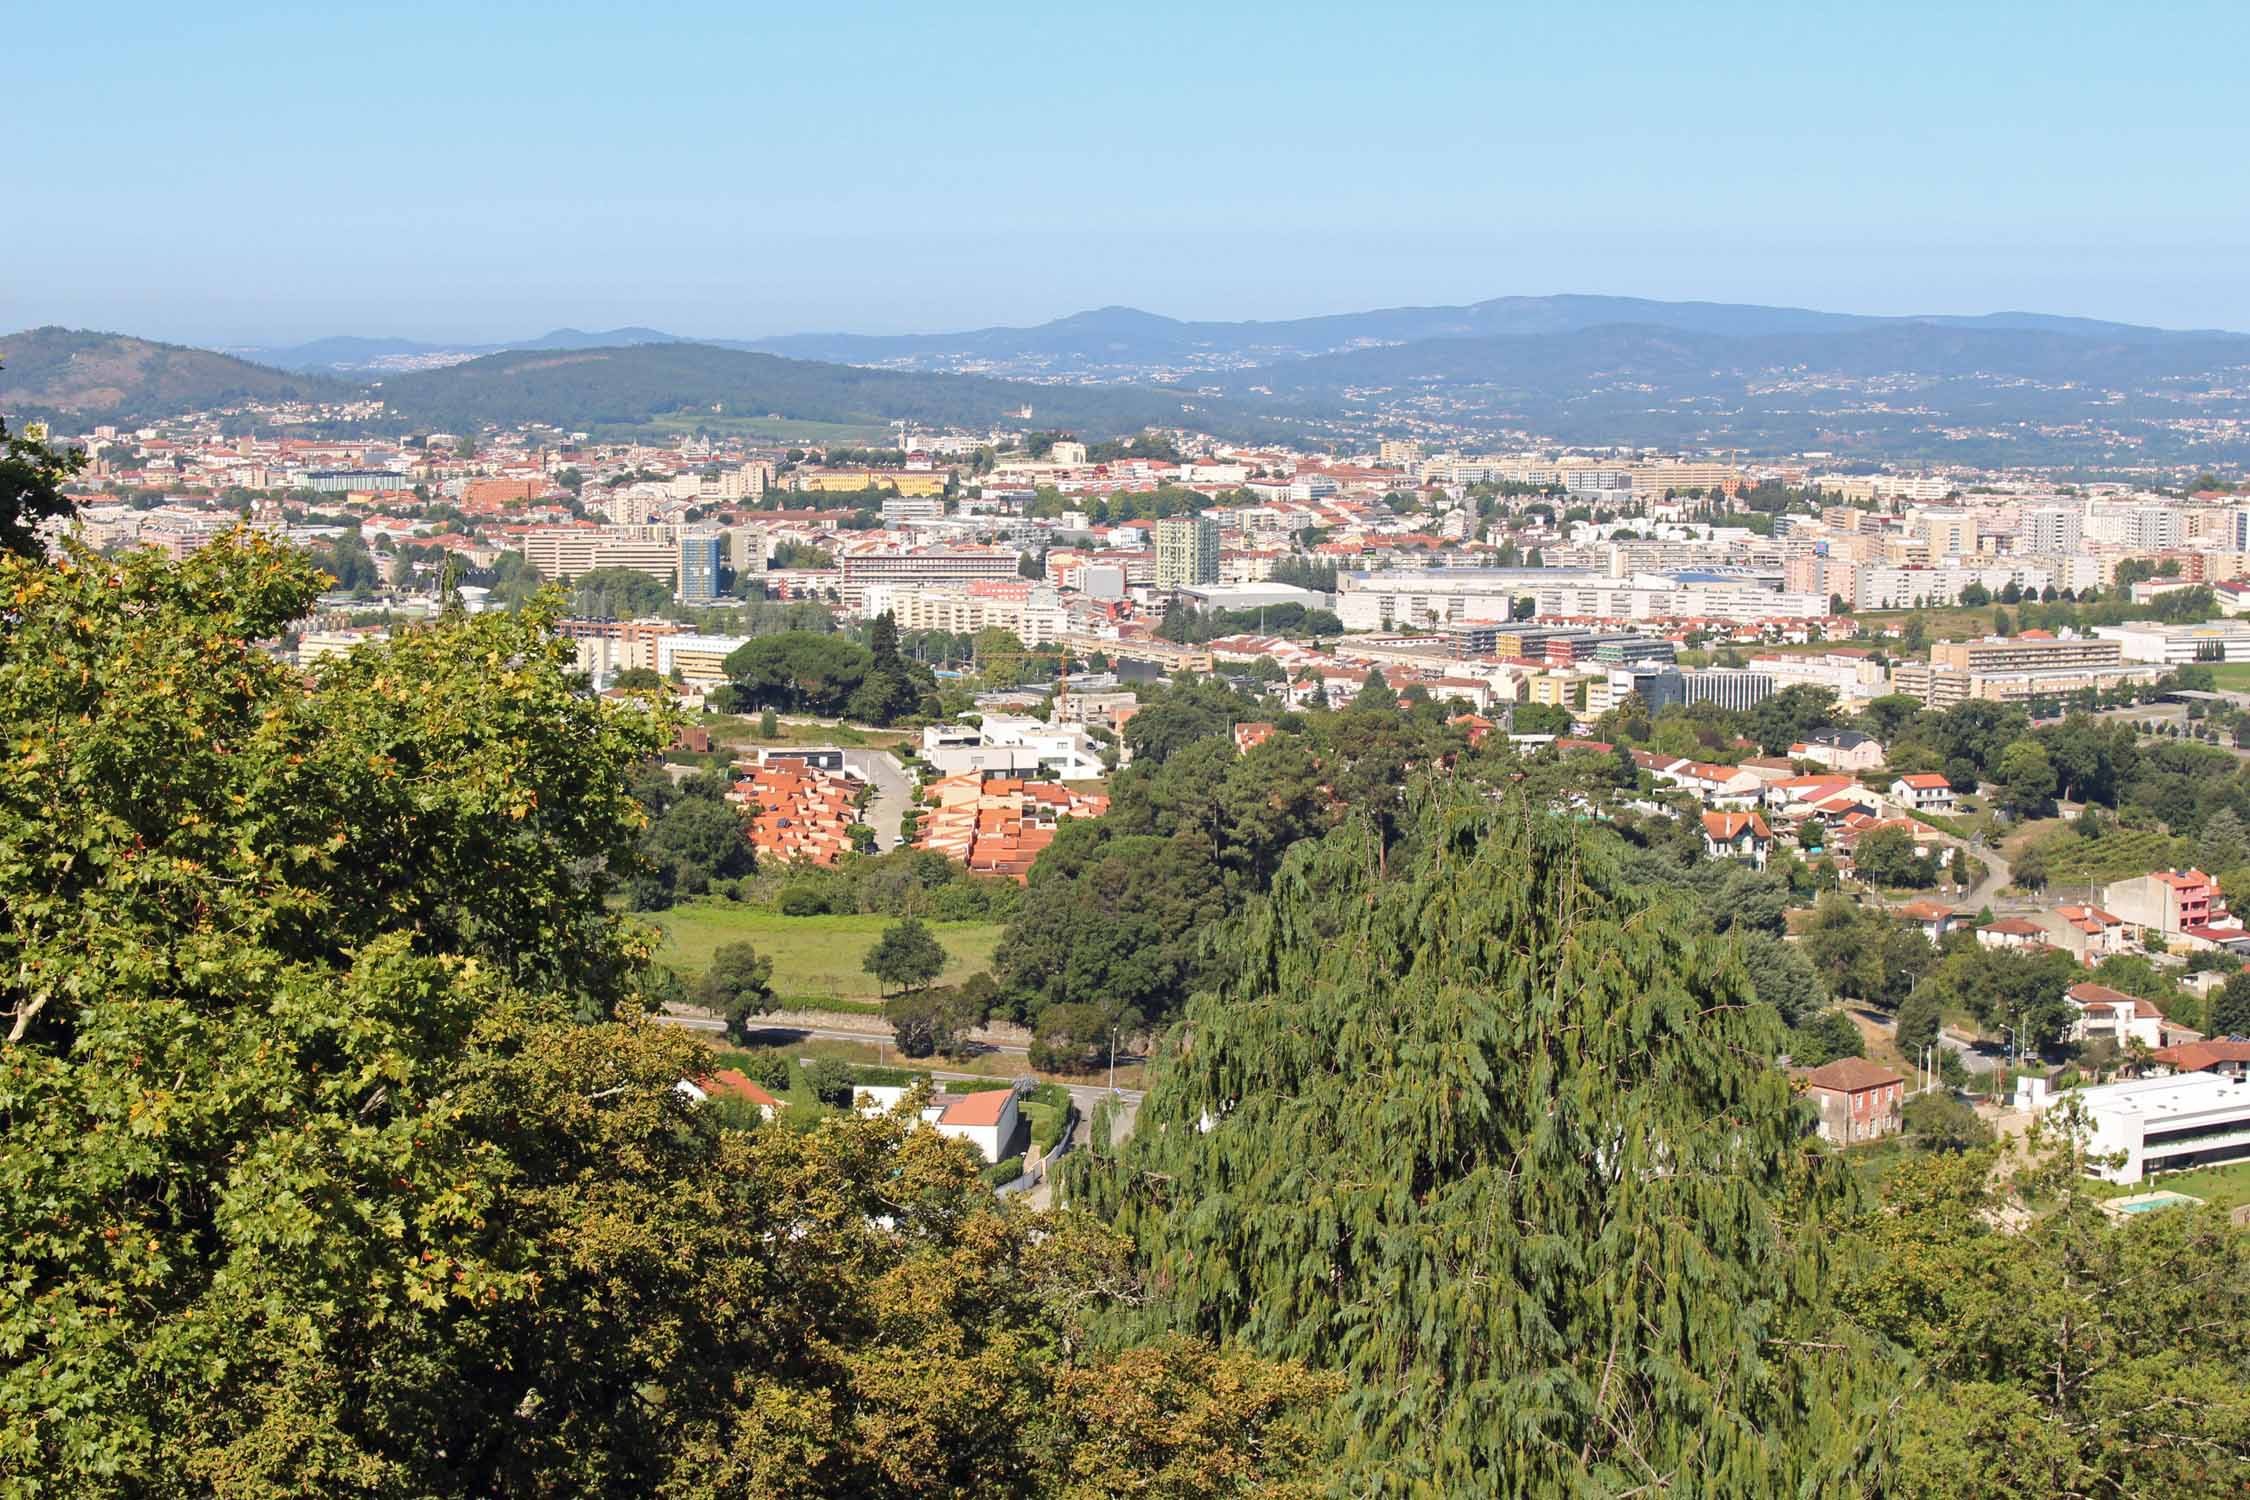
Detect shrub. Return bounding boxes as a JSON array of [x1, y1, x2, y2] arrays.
[[980, 1154, 1026, 1187], [777, 882, 835, 916]]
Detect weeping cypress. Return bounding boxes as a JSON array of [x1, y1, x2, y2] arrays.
[[1068, 786, 1897, 1496]]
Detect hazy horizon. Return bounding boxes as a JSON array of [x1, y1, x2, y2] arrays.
[[12, 2, 2250, 346]]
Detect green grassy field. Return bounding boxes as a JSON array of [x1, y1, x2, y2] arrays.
[[2201, 662, 2250, 692], [704, 714, 911, 750], [2096, 1158, 2250, 1210], [655, 903, 1004, 1000], [1850, 607, 1999, 643]]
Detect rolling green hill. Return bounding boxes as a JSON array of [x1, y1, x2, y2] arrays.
[[0, 327, 357, 425], [369, 341, 1259, 440]]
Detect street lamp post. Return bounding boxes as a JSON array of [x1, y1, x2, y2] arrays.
[[1108, 1027, 1119, 1095]]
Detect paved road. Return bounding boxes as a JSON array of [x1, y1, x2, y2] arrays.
[[842, 749, 915, 850]]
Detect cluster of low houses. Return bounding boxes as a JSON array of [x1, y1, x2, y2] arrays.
[[913, 774, 1110, 880], [678, 1069, 1028, 1165], [727, 749, 869, 866]]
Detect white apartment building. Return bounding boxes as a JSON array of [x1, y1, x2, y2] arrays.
[[836, 548, 1022, 610], [884, 585, 1067, 646], [656, 633, 753, 684], [1532, 583, 1829, 623], [1852, 562, 2080, 610], [520, 525, 678, 584], [2020, 506, 2085, 554]]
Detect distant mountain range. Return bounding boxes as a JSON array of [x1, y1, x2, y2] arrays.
[[241, 327, 688, 373], [734, 296, 2246, 371], [0, 328, 1252, 441], [238, 296, 2247, 376], [11, 295, 2250, 466]]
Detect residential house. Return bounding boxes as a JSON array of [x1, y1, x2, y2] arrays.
[[1701, 810, 1773, 869], [1889, 773, 1956, 813], [914, 773, 1108, 880], [677, 1070, 785, 1122], [1894, 899, 1958, 943], [2037, 903, 2129, 961], [1797, 1058, 1906, 1146], [2151, 1040, 2250, 1077], [2102, 868, 2220, 939], [1233, 721, 1278, 754], [1790, 728, 1886, 772], [929, 1086, 1022, 1164], [2064, 983, 2183, 1050], [1975, 916, 2047, 951]]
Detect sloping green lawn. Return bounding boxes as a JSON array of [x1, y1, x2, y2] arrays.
[[653, 902, 1003, 1002]]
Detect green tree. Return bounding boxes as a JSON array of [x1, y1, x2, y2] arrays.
[[568, 564, 674, 617], [2198, 805, 2250, 874], [1895, 987, 1944, 1055], [0, 396, 86, 558], [863, 915, 945, 996], [723, 631, 875, 716], [2210, 968, 2250, 1038], [701, 941, 777, 1042], [1029, 1000, 1114, 1073], [1067, 791, 1874, 1494], [885, 983, 985, 1059], [1842, 1152, 2250, 1498], [1992, 737, 2055, 818], [1790, 1007, 1866, 1065], [639, 794, 754, 905], [1855, 825, 1939, 888]]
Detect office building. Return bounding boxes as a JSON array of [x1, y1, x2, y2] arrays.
[[1155, 514, 1221, 590], [2094, 620, 2250, 664]]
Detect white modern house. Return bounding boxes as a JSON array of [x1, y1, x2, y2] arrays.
[[2050, 1072, 2250, 1183], [853, 1080, 1023, 1164], [920, 714, 1107, 779]]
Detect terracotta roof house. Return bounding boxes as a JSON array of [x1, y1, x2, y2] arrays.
[[678, 1069, 785, 1121], [2036, 904, 2129, 961], [1893, 899, 1958, 941], [2151, 1040, 2250, 1077], [1890, 773, 1955, 812], [1701, 810, 1773, 869], [1975, 916, 2047, 951], [1796, 1058, 1905, 1146], [2064, 983, 2179, 1050]]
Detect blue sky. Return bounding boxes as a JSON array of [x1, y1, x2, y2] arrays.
[[11, 1, 2250, 344]]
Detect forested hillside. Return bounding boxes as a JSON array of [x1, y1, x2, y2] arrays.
[[0, 327, 357, 423], [368, 342, 1248, 439]]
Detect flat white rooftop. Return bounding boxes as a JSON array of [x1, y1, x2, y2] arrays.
[[2070, 1072, 2250, 1119]]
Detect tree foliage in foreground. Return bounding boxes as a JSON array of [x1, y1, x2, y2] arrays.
[[0, 539, 1327, 1498], [1068, 791, 1888, 1494]]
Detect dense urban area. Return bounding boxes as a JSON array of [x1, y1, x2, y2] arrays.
[[8, 358, 2250, 1496]]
